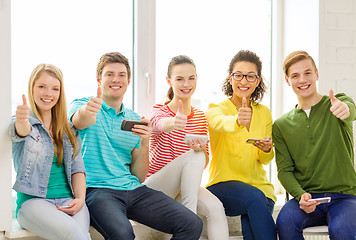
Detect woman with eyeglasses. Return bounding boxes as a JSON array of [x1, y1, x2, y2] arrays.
[[205, 50, 277, 240]]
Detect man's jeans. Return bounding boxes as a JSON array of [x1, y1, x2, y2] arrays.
[[86, 185, 203, 240], [277, 193, 356, 240]]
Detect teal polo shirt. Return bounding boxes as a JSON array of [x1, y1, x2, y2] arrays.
[[68, 97, 142, 191]]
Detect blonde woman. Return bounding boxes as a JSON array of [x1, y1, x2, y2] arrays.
[[10, 64, 90, 240]]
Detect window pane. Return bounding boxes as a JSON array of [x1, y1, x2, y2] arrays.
[[156, 0, 272, 185], [11, 0, 133, 111], [11, 0, 133, 194], [156, 0, 272, 111]]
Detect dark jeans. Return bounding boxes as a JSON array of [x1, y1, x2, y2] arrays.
[[207, 181, 277, 240], [86, 186, 202, 240], [277, 193, 356, 240]]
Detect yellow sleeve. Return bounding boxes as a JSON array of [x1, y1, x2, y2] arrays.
[[206, 103, 245, 134]]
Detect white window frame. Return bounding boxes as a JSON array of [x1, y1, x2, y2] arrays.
[[0, 0, 13, 233]]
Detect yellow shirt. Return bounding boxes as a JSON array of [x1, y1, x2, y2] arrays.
[[206, 99, 276, 202]]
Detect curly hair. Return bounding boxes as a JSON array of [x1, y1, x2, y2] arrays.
[[222, 50, 266, 102]]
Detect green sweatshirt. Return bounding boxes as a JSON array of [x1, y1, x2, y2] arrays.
[[272, 94, 356, 200]]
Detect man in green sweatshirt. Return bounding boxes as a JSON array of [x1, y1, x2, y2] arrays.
[[273, 50, 356, 240]]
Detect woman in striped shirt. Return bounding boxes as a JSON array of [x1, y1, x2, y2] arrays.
[[144, 55, 229, 240]]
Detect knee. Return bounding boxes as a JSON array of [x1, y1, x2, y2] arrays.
[[199, 197, 225, 219], [185, 215, 203, 238], [60, 224, 89, 240], [276, 207, 299, 234], [188, 150, 205, 165], [94, 221, 134, 240], [110, 225, 135, 240], [247, 188, 268, 207], [329, 220, 356, 240]]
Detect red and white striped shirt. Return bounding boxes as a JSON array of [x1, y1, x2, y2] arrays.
[[147, 104, 209, 177]]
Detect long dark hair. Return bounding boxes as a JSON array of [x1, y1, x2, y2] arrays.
[[165, 55, 196, 104]]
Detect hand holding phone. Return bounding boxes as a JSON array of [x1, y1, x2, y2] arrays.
[[183, 134, 208, 145], [308, 197, 331, 204], [121, 120, 148, 132]]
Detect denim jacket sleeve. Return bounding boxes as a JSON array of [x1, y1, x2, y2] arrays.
[[10, 116, 43, 173]]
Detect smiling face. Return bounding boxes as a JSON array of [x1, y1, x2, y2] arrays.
[[285, 58, 319, 99], [229, 61, 261, 101], [167, 63, 197, 101], [33, 72, 60, 116], [98, 62, 130, 102]]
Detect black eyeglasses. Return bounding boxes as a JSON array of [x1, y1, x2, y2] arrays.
[[230, 72, 259, 83]]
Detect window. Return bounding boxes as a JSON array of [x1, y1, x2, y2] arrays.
[[11, 0, 134, 195], [11, 0, 134, 111], [156, 0, 272, 185]]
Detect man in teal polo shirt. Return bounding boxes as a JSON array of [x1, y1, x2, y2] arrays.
[[68, 52, 202, 240], [273, 51, 356, 240]]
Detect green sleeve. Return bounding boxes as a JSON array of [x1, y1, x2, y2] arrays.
[[272, 121, 305, 200]]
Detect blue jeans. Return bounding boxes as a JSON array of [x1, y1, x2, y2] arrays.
[[17, 197, 90, 240], [86, 186, 203, 240], [207, 181, 277, 240], [277, 193, 356, 240]]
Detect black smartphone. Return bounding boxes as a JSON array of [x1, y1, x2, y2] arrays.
[[121, 120, 148, 131]]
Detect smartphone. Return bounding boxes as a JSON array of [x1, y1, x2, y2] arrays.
[[183, 134, 208, 145], [246, 138, 268, 144], [121, 120, 148, 132], [308, 197, 331, 204], [59, 205, 71, 208]]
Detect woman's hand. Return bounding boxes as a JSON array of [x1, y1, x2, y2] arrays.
[[15, 94, 31, 137], [253, 136, 272, 153], [174, 100, 187, 130], [186, 138, 207, 152], [57, 197, 85, 216]]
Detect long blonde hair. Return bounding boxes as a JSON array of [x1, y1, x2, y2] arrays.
[[28, 64, 78, 165]]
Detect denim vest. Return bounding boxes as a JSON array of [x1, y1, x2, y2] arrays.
[[10, 115, 86, 198]]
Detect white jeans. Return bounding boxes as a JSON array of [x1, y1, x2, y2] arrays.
[[17, 197, 91, 240], [144, 150, 229, 240]]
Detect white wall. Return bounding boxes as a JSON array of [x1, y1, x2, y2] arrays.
[[319, 0, 356, 155], [0, 0, 13, 232]]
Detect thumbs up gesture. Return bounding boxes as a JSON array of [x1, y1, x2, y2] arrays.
[[83, 86, 103, 117], [174, 100, 187, 130], [237, 97, 252, 126], [15, 94, 31, 137], [329, 89, 350, 120], [16, 94, 30, 122]]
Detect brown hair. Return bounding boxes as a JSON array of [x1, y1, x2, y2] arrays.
[[28, 64, 78, 165], [96, 52, 131, 80], [222, 50, 266, 102], [283, 51, 317, 77], [165, 55, 196, 104]]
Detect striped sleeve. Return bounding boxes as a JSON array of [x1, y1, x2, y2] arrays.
[[148, 105, 209, 176]]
